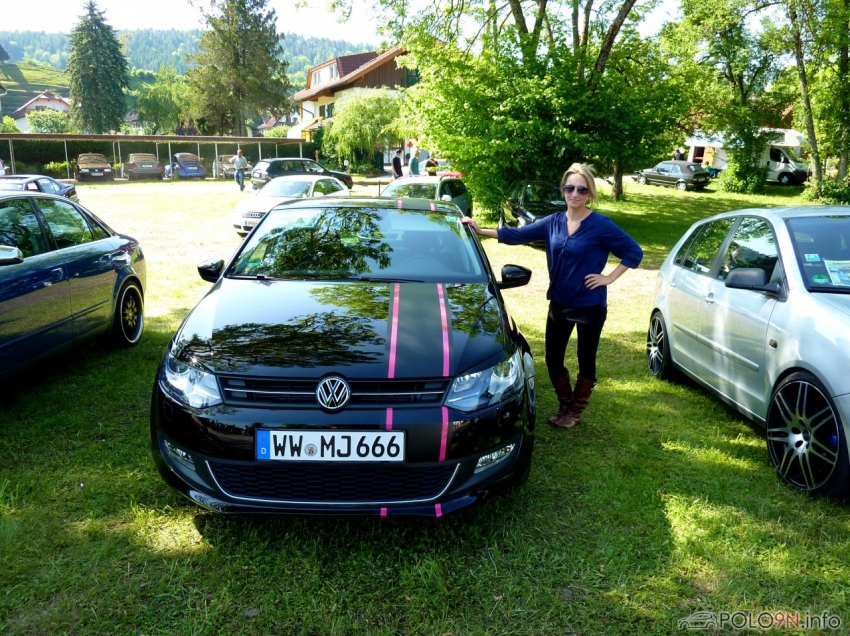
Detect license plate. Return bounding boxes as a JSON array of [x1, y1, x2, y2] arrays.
[[142, 163, 153, 167], [246, 220, 257, 227], [92, 171, 102, 175], [256, 430, 405, 462]]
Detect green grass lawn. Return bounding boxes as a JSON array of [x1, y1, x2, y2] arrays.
[[2, 180, 849, 635]]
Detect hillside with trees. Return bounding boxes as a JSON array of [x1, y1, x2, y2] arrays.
[[0, 29, 372, 88]]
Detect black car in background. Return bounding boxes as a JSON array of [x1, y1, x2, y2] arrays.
[[0, 174, 79, 201], [251, 157, 353, 190], [636, 160, 710, 191], [499, 181, 564, 230], [75, 153, 114, 182], [151, 197, 536, 516]]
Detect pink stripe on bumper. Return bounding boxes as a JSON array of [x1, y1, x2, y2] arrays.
[[439, 406, 449, 461], [435, 503, 443, 518], [385, 407, 393, 431], [380, 507, 387, 518]]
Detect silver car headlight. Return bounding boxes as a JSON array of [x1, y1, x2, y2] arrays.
[[159, 352, 223, 409], [445, 349, 524, 413]]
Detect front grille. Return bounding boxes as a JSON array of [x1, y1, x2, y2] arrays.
[[220, 376, 451, 408], [209, 461, 456, 503]]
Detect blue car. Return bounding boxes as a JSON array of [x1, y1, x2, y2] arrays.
[[165, 153, 207, 179], [0, 192, 146, 377]]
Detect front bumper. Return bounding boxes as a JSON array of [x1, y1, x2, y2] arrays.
[[150, 384, 534, 517]]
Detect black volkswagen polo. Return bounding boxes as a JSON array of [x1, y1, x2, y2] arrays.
[[151, 197, 536, 516]]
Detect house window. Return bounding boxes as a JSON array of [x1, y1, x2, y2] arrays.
[[406, 69, 420, 87], [319, 105, 326, 117], [326, 103, 334, 118]]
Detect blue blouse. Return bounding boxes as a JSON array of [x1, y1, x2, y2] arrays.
[[497, 211, 643, 308]]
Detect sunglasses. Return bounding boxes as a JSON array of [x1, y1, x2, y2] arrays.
[[562, 185, 589, 195]]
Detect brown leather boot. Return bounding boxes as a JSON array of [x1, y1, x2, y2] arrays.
[[547, 373, 573, 426], [553, 376, 596, 429]]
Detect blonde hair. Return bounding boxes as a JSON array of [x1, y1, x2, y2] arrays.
[[560, 163, 598, 207]]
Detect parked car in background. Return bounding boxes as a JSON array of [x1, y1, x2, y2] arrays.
[[379, 175, 473, 217], [0, 174, 79, 202], [433, 159, 462, 177], [214, 154, 253, 179], [499, 181, 563, 232], [647, 205, 850, 497], [151, 196, 536, 516], [636, 160, 710, 191], [75, 153, 114, 182], [122, 153, 164, 180], [250, 157, 353, 189], [0, 191, 146, 378], [165, 153, 206, 179], [231, 174, 349, 236]]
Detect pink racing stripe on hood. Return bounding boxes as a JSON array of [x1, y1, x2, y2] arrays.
[[387, 283, 400, 378]]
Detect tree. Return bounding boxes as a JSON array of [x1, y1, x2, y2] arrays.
[[0, 42, 9, 63], [26, 109, 73, 133], [134, 65, 189, 134], [66, 1, 130, 133], [187, 0, 290, 136], [1, 116, 20, 133], [323, 90, 400, 166]]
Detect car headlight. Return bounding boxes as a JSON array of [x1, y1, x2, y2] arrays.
[[159, 352, 223, 408], [445, 349, 524, 413]]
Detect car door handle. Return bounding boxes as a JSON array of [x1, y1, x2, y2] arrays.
[[703, 293, 715, 305], [49, 267, 65, 284]]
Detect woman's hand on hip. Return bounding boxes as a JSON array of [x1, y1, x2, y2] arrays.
[[584, 273, 613, 289]]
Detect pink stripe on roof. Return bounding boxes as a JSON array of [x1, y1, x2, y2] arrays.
[[439, 406, 449, 462], [430, 201, 435, 212], [397, 198, 403, 209], [388, 283, 400, 378], [437, 284, 450, 377]]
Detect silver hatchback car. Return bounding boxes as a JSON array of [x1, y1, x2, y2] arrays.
[[379, 176, 473, 217], [647, 206, 850, 497]]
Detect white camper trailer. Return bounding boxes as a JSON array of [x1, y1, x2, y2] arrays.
[[685, 129, 810, 185]]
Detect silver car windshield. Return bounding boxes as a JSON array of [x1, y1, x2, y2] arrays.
[[788, 216, 850, 293], [227, 206, 486, 282], [262, 180, 313, 198], [382, 183, 438, 199]]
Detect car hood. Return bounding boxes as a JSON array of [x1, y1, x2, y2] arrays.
[[172, 279, 509, 378]]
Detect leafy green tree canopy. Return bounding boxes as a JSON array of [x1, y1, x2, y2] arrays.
[[66, 1, 130, 133], [323, 90, 400, 164], [26, 109, 73, 133], [187, 0, 290, 136], [133, 65, 189, 135], [1, 116, 20, 133]]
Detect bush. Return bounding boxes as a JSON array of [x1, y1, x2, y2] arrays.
[[717, 162, 768, 195], [803, 177, 850, 204], [42, 161, 73, 178]]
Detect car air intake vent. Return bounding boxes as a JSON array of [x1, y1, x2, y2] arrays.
[[209, 461, 456, 502], [219, 376, 451, 408]]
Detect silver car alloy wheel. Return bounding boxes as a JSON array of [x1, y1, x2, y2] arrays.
[[646, 312, 674, 380], [766, 373, 842, 493]]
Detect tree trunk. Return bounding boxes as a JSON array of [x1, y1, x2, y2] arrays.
[[588, 0, 639, 92], [790, 3, 822, 182], [839, 0, 850, 179], [611, 160, 624, 200]]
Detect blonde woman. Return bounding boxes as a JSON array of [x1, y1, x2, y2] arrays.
[[461, 163, 643, 429]]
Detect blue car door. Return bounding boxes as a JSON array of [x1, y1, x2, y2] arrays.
[[36, 198, 116, 338], [0, 196, 72, 372]]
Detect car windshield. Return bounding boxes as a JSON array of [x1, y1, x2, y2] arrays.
[[78, 154, 107, 165], [381, 183, 438, 199], [526, 183, 563, 204], [227, 206, 486, 282], [261, 180, 312, 198], [788, 215, 850, 293]]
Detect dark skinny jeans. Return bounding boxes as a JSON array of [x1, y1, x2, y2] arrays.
[[545, 301, 607, 383]]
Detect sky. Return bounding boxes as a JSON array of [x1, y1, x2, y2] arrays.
[[0, 0, 381, 45]]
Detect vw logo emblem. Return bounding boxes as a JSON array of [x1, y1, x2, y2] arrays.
[[316, 376, 350, 411]]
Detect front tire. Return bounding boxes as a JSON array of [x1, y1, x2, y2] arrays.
[[112, 281, 144, 347], [766, 371, 850, 497], [646, 311, 676, 380], [778, 173, 793, 186], [638, 175, 647, 185]]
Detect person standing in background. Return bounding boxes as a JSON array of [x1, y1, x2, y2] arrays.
[[392, 149, 403, 179], [232, 149, 248, 191], [409, 152, 420, 176]]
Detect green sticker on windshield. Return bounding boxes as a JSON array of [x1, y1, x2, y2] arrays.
[[812, 274, 830, 285]]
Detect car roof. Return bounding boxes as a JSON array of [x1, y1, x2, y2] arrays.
[[277, 195, 461, 214], [0, 190, 68, 201], [392, 175, 459, 183], [0, 174, 57, 182], [128, 153, 157, 158], [660, 160, 704, 167], [698, 205, 850, 225], [265, 174, 341, 184]]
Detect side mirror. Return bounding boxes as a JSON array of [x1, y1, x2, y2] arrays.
[[197, 259, 225, 283], [498, 264, 532, 289], [0, 245, 24, 266], [441, 194, 452, 202], [725, 268, 780, 294]]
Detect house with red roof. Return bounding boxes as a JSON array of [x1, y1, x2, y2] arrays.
[[12, 90, 71, 132]]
